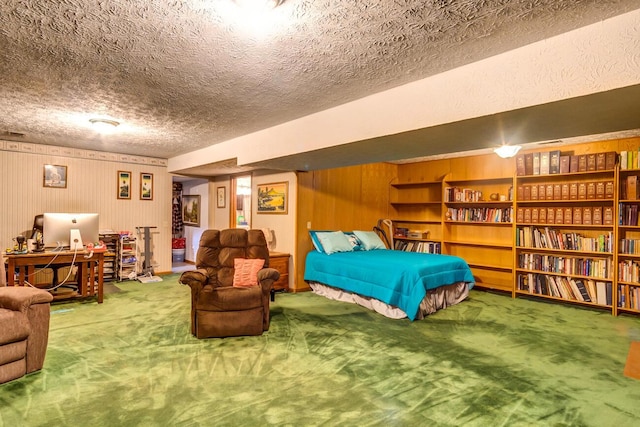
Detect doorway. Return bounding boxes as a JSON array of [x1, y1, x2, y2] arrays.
[[231, 175, 252, 229]]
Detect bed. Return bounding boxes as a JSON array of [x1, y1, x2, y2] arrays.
[[304, 230, 475, 320]]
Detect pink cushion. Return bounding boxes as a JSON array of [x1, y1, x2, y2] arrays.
[[232, 258, 265, 287]]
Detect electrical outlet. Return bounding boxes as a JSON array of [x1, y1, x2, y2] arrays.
[[306, 221, 311, 229]]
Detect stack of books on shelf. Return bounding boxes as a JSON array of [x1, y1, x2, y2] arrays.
[[444, 187, 483, 202], [619, 239, 640, 254], [517, 181, 614, 201], [516, 150, 616, 176], [620, 150, 640, 170], [394, 240, 441, 254], [618, 260, 640, 283], [516, 226, 613, 253], [618, 285, 640, 310], [619, 204, 639, 226], [516, 206, 614, 225], [518, 252, 611, 279], [447, 207, 512, 223], [517, 273, 611, 305]]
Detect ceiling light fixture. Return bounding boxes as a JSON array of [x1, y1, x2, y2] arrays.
[[494, 144, 522, 158], [89, 118, 120, 133]]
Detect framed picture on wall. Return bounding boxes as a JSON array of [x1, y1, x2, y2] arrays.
[[217, 186, 226, 208], [257, 182, 288, 214], [117, 171, 131, 199], [140, 172, 153, 200], [183, 195, 201, 227], [43, 164, 67, 188]]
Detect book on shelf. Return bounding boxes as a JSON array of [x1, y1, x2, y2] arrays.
[[587, 154, 597, 171], [586, 182, 596, 199], [593, 207, 602, 225], [531, 184, 539, 200], [570, 155, 579, 173], [596, 152, 606, 170], [573, 207, 582, 225], [539, 208, 547, 224], [546, 184, 554, 200], [605, 181, 614, 199], [560, 156, 570, 173], [578, 155, 587, 172], [540, 152, 550, 175], [549, 150, 561, 174], [569, 183, 578, 200], [525, 153, 534, 175], [561, 183, 570, 200], [583, 207, 592, 225], [578, 183, 587, 200], [603, 207, 614, 225], [538, 184, 546, 200], [523, 185, 531, 200], [574, 279, 592, 302], [553, 184, 562, 200], [533, 152, 540, 175], [563, 207, 572, 225], [627, 176, 638, 200], [596, 182, 605, 199], [605, 151, 617, 170], [621, 151, 628, 170], [516, 155, 526, 176]]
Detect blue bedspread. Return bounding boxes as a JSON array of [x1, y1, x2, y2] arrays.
[[304, 249, 475, 320]]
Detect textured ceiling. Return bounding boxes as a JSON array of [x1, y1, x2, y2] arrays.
[[1, 0, 640, 170]]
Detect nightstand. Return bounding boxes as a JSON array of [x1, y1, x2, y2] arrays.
[[268, 252, 290, 300]]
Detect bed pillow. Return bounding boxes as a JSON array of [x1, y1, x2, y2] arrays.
[[316, 231, 353, 255], [353, 230, 387, 250], [233, 258, 265, 287], [343, 231, 363, 251], [309, 230, 331, 253]]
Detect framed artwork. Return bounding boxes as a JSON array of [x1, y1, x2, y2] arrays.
[[140, 172, 153, 200], [43, 164, 67, 188], [217, 186, 226, 208], [257, 181, 288, 214], [183, 195, 201, 227], [117, 171, 131, 199]]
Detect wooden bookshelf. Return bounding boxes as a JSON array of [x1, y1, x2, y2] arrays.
[[514, 150, 617, 310], [617, 168, 640, 314], [443, 175, 515, 292]]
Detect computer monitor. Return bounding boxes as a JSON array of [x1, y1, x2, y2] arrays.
[[43, 213, 100, 250]]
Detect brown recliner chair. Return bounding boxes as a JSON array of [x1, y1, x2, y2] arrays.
[[179, 229, 280, 338], [0, 286, 54, 384]]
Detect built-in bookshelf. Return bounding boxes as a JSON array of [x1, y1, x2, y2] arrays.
[[617, 167, 640, 314], [389, 179, 443, 254], [443, 176, 514, 292], [514, 150, 617, 310]]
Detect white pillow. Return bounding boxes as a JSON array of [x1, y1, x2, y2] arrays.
[[353, 230, 387, 250], [316, 231, 353, 255]]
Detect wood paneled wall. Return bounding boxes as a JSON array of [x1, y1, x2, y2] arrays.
[[0, 145, 173, 273], [295, 163, 397, 291]]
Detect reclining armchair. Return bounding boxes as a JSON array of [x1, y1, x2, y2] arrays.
[[179, 229, 280, 338], [0, 286, 54, 384]]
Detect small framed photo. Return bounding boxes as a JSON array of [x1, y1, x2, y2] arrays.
[[217, 186, 226, 208], [183, 195, 201, 227], [43, 164, 67, 188], [140, 172, 153, 200], [117, 171, 131, 199], [257, 182, 288, 214]]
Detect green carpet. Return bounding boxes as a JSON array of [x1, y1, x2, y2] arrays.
[[1, 275, 640, 426]]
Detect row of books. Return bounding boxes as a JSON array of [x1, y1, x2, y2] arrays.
[[619, 203, 640, 226], [619, 239, 640, 255], [516, 150, 616, 176], [517, 181, 614, 201], [620, 175, 640, 200], [620, 151, 640, 170], [394, 240, 441, 254], [618, 260, 640, 283], [444, 187, 486, 202], [516, 227, 613, 253], [516, 206, 614, 226], [618, 284, 640, 310], [446, 207, 512, 223], [517, 273, 612, 305], [518, 253, 612, 279]]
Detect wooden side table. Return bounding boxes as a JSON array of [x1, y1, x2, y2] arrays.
[[268, 252, 290, 299]]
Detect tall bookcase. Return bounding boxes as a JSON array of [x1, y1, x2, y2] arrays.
[[513, 151, 617, 312], [443, 175, 514, 292], [617, 166, 640, 314], [389, 179, 443, 253]]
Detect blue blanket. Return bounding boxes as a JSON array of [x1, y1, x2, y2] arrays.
[[304, 249, 475, 320]]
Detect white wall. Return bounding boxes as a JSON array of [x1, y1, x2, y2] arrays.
[[0, 141, 173, 273]]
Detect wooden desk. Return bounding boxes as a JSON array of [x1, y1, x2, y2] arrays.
[[5, 250, 105, 303]]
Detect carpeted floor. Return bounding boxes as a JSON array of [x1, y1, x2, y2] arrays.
[[1, 275, 640, 426]]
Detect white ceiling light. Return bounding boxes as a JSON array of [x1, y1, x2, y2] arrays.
[[89, 118, 120, 133], [494, 144, 522, 158]]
